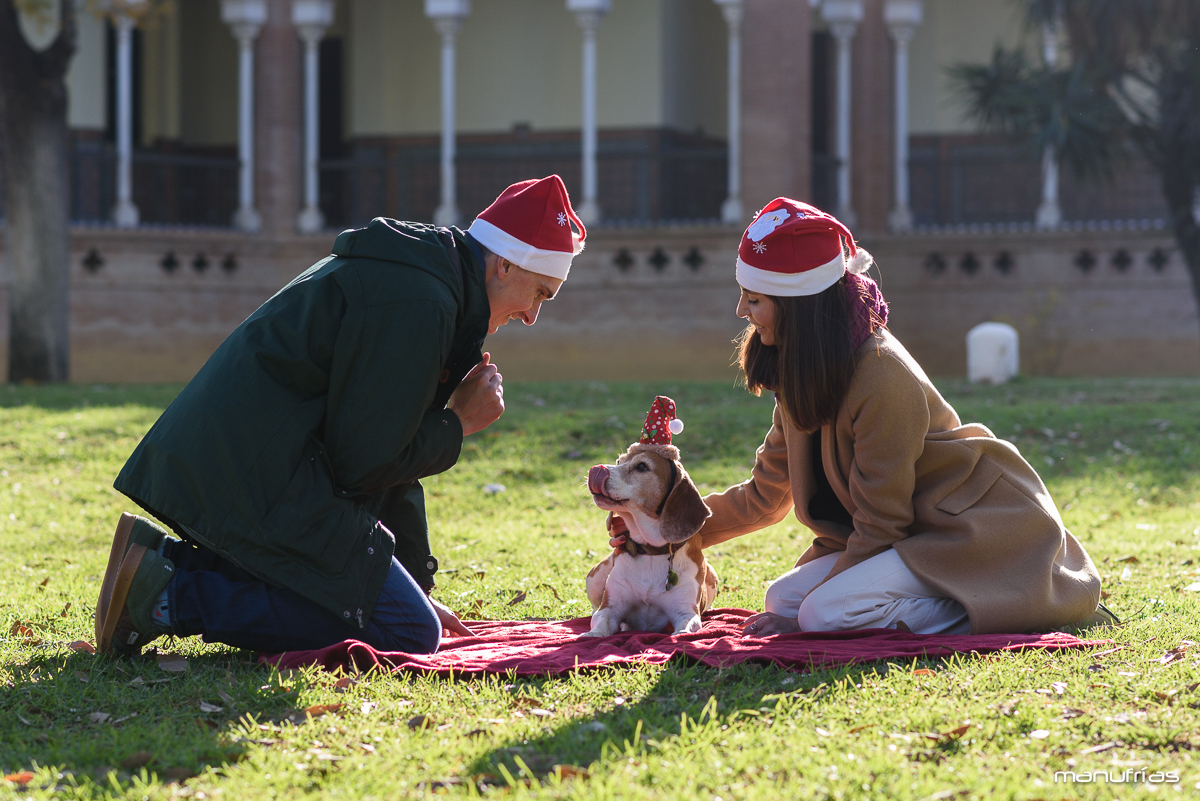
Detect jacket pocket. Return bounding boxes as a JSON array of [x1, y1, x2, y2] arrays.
[[259, 444, 369, 575], [936, 454, 1004, 515]]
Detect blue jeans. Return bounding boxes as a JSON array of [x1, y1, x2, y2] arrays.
[[164, 539, 442, 654]]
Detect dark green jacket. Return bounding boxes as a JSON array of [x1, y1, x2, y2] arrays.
[[114, 220, 489, 627]]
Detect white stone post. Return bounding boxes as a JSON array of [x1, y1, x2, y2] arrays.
[[714, 0, 743, 225], [222, 0, 268, 232], [885, 0, 921, 232], [1035, 15, 1062, 230], [111, 10, 140, 227], [293, 0, 334, 234], [426, 0, 470, 227], [822, 0, 862, 227], [568, 0, 610, 226]]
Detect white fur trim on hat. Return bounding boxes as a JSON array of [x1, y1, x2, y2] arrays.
[[736, 251, 845, 296], [847, 248, 874, 275], [467, 218, 582, 281]]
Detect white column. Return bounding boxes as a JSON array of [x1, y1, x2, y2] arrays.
[[222, 0, 268, 232], [885, 0, 921, 232], [822, 1, 862, 227], [293, 0, 334, 234], [714, 0, 743, 225], [111, 11, 139, 228], [426, 0, 470, 227], [1035, 16, 1062, 230], [567, 0, 610, 225]]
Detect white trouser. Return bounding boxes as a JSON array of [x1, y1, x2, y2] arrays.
[[764, 549, 971, 635]]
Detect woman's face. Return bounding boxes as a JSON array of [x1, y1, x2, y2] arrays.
[[737, 288, 778, 347]]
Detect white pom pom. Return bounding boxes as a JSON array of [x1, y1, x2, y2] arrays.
[[669, 418, 684, 435], [847, 248, 874, 275]]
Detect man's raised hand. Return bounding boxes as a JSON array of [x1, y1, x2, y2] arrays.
[[447, 352, 505, 436]]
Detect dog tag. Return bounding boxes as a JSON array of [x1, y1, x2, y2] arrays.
[[666, 570, 679, 589]]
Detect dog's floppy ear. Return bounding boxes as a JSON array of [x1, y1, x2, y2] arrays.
[[659, 462, 711, 543]]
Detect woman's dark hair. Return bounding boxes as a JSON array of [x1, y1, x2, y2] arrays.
[[735, 276, 860, 432]]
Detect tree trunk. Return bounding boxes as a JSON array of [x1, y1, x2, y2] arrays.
[[1156, 69, 1200, 366], [0, 1, 76, 382]]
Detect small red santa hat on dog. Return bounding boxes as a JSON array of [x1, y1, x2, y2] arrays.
[[467, 175, 586, 281], [736, 198, 873, 296], [639, 396, 685, 446]]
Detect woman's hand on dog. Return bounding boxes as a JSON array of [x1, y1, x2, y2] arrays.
[[448, 353, 505, 436], [428, 595, 474, 637], [607, 513, 629, 549], [740, 611, 800, 638]]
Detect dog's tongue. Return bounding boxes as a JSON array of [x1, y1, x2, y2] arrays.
[[587, 465, 610, 495]]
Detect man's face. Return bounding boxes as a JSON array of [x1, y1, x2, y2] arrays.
[[485, 258, 563, 334]]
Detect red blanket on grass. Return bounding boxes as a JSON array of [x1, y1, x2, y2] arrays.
[[261, 608, 1106, 677]]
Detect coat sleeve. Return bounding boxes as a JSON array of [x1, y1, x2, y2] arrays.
[[323, 299, 464, 496], [823, 354, 930, 581], [697, 402, 794, 550]]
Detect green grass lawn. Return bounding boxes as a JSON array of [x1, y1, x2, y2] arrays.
[[0, 378, 1198, 799]]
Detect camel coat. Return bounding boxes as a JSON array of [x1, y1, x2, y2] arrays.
[[698, 329, 1101, 634]]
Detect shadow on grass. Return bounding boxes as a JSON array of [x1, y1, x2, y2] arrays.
[[1, 646, 285, 794], [0, 384, 183, 411], [464, 657, 940, 792]]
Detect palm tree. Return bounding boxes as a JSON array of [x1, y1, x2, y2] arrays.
[[950, 0, 1200, 352], [0, 0, 76, 381]]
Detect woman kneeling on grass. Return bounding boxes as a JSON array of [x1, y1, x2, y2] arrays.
[[614, 198, 1116, 636]]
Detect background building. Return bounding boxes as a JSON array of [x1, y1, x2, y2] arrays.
[[1, 0, 1196, 381]]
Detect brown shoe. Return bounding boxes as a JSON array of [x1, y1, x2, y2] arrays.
[[94, 514, 170, 644], [97, 544, 174, 657]]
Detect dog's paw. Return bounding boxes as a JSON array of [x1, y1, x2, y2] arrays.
[[580, 628, 609, 638], [672, 616, 703, 635]]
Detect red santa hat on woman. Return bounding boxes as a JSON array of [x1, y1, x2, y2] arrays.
[[467, 175, 586, 281], [735, 198, 873, 296]]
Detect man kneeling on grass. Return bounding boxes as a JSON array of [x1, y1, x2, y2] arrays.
[[94, 176, 586, 657]]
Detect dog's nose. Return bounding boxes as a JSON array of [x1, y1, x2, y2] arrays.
[[587, 465, 610, 495]]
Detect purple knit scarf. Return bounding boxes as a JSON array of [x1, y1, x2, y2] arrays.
[[845, 273, 889, 351]]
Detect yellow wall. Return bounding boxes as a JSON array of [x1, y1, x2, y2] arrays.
[[179, 0, 238, 147], [908, 0, 1027, 135], [66, 3, 107, 130], [345, 0, 724, 138], [141, 3, 182, 144]]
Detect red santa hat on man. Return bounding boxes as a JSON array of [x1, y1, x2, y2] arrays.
[[467, 175, 586, 281], [735, 198, 873, 296]]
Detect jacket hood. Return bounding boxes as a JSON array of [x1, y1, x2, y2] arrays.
[[332, 218, 468, 296]]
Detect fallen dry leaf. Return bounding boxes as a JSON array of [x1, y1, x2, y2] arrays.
[[9, 622, 41, 645], [120, 752, 154, 770], [217, 690, 234, 707], [1061, 708, 1086, 720], [67, 640, 95, 654], [814, 727, 832, 737], [554, 765, 591, 780], [333, 676, 357, 693], [157, 654, 188, 674], [847, 724, 876, 734], [357, 743, 376, 754], [1116, 555, 1139, 564], [59, 602, 71, 617], [529, 708, 553, 718], [74, 671, 88, 683], [464, 728, 489, 737], [304, 703, 343, 718], [507, 590, 528, 606], [163, 767, 194, 783], [198, 701, 223, 714], [1082, 741, 1118, 754], [912, 668, 934, 676], [1029, 729, 1050, 739], [408, 714, 437, 730], [88, 712, 110, 724], [943, 725, 971, 739], [2, 772, 34, 785], [38, 577, 49, 588]]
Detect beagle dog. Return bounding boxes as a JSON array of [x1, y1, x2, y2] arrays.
[[583, 441, 717, 637]]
